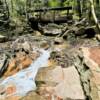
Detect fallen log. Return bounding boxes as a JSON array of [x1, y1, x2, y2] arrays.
[[29, 6, 72, 12], [60, 26, 96, 39]]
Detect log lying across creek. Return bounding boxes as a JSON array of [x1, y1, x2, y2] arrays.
[[29, 6, 72, 12], [29, 6, 73, 27]]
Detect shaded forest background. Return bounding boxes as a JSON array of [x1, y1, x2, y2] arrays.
[[0, 0, 100, 36]]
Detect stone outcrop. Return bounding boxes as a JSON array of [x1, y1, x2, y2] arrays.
[[75, 46, 100, 100], [36, 66, 85, 100]]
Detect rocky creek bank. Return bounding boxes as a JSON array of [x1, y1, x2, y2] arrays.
[[0, 27, 99, 100]]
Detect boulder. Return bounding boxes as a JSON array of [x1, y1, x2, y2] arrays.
[[43, 28, 62, 36], [0, 35, 7, 43], [77, 47, 100, 100], [22, 41, 31, 51], [40, 41, 50, 50], [54, 37, 64, 44], [37, 66, 85, 100], [42, 24, 62, 36], [54, 66, 85, 100]]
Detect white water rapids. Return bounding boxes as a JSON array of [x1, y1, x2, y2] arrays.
[[0, 49, 50, 97]]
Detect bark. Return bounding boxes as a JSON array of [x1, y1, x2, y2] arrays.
[[89, 0, 100, 32], [77, 0, 82, 19], [4, 0, 9, 19], [11, 0, 13, 13]]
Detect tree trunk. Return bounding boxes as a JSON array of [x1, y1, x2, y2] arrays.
[[89, 0, 100, 31], [4, 0, 9, 19], [77, 0, 82, 19]]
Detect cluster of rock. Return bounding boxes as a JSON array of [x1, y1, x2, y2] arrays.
[[74, 46, 100, 100], [0, 33, 100, 100], [35, 66, 85, 100]]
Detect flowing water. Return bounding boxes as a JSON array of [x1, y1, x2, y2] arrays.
[[0, 49, 50, 97]]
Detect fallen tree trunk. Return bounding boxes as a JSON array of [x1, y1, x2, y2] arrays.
[[29, 6, 72, 12]]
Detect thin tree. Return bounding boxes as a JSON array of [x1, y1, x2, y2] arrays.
[[89, 0, 100, 31], [77, 0, 82, 19]]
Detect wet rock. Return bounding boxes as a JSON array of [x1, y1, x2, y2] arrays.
[[11, 38, 32, 52], [5, 96, 20, 100], [40, 41, 50, 50], [0, 54, 9, 77], [0, 35, 7, 43], [0, 85, 5, 95], [0, 54, 6, 70], [54, 37, 64, 44], [50, 51, 73, 67], [3, 50, 39, 77], [0, 49, 50, 100], [0, 84, 21, 100], [21, 92, 45, 100], [43, 28, 62, 36], [42, 24, 62, 36], [22, 41, 31, 52]]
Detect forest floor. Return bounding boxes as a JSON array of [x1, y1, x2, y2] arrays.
[[0, 22, 100, 100]]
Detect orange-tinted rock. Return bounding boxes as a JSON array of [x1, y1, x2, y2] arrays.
[[5, 96, 21, 100], [89, 47, 100, 66], [3, 51, 38, 78], [22, 41, 31, 51], [8, 59, 16, 70], [6, 85, 16, 95], [3, 59, 16, 77], [81, 47, 100, 100], [81, 47, 100, 72], [21, 56, 32, 68], [37, 85, 63, 100], [93, 71, 100, 85]]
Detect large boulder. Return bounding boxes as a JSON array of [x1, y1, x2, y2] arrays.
[[36, 66, 85, 100], [76, 47, 100, 100]]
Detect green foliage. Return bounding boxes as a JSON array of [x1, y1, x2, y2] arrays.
[[31, 0, 44, 9], [16, 0, 26, 14], [48, 0, 60, 7], [63, 0, 74, 7], [7, 0, 26, 17]]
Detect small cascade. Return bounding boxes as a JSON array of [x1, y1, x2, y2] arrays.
[[0, 49, 50, 97]]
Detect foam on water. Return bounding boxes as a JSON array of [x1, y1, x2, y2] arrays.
[[0, 49, 50, 96]]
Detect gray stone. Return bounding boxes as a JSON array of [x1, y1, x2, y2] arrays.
[[43, 28, 62, 36], [54, 37, 64, 44], [40, 41, 50, 49], [54, 66, 85, 100], [22, 41, 31, 51], [0, 35, 7, 43]]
